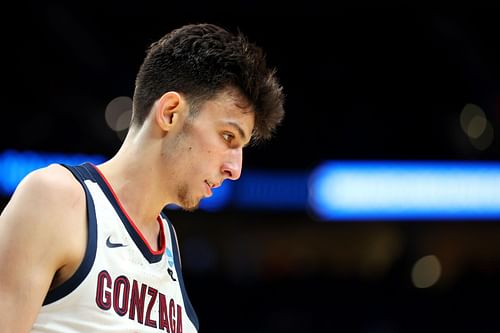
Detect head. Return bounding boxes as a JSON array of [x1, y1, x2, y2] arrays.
[[131, 23, 285, 210]]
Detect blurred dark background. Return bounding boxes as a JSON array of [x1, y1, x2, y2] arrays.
[[2, 3, 500, 332]]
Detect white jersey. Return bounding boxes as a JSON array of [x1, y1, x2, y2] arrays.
[[32, 163, 199, 333]]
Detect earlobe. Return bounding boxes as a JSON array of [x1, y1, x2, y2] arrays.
[[155, 91, 182, 131]]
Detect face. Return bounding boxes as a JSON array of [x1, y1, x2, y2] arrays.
[[163, 89, 255, 211]]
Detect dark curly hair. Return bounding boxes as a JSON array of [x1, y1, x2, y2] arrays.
[[132, 23, 285, 142]]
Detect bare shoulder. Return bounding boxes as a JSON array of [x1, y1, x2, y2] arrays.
[[0, 163, 87, 262], [11, 163, 84, 209]]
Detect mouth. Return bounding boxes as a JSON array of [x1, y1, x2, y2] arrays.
[[204, 180, 222, 197], [204, 180, 214, 196], [205, 180, 221, 188]]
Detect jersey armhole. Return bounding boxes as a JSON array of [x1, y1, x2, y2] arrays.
[[43, 164, 98, 305]]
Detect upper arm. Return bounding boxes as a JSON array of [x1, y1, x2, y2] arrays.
[[0, 164, 85, 333]]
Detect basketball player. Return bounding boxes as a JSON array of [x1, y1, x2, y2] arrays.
[[0, 23, 284, 332]]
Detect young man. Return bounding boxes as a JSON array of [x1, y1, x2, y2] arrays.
[[0, 23, 284, 332]]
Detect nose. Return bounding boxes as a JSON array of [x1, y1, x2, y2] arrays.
[[221, 148, 243, 180]]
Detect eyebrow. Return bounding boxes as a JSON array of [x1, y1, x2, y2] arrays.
[[225, 121, 251, 146]]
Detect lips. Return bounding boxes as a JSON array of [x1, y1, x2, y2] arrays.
[[205, 180, 222, 188], [204, 180, 213, 196], [204, 180, 222, 197]]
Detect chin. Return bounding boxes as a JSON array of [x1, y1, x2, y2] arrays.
[[179, 199, 201, 212], [182, 205, 199, 212], [176, 187, 201, 211]]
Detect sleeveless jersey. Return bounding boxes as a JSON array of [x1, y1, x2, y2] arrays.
[[31, 163, 199, 333]]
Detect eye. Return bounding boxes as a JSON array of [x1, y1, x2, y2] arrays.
[[222, 132, 235, 143]]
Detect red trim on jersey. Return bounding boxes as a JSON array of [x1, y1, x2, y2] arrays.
[[91, 164, 166, 255]]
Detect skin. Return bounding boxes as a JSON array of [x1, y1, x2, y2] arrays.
[[0, 87, 255, 332]]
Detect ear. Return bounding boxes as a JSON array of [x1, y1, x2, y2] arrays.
[[155, 91, 185, 131]]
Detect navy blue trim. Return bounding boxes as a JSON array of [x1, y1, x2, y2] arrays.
[[81, 163, 163, 264], [43, 164, 98, 305], [162, 212, 200, 331]]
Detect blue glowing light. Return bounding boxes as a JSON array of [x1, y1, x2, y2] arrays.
[[235, 170, 309, 210], [0, 150, 106, 196], [309, 161, 500, 220]]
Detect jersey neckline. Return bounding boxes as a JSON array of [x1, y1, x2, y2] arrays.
[[86, 162, 166, 263]]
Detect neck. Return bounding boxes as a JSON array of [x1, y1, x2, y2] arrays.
[[97, 127, 172, 229]]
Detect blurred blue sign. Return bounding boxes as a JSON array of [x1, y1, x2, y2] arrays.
[[309, 161, 500, 220]]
